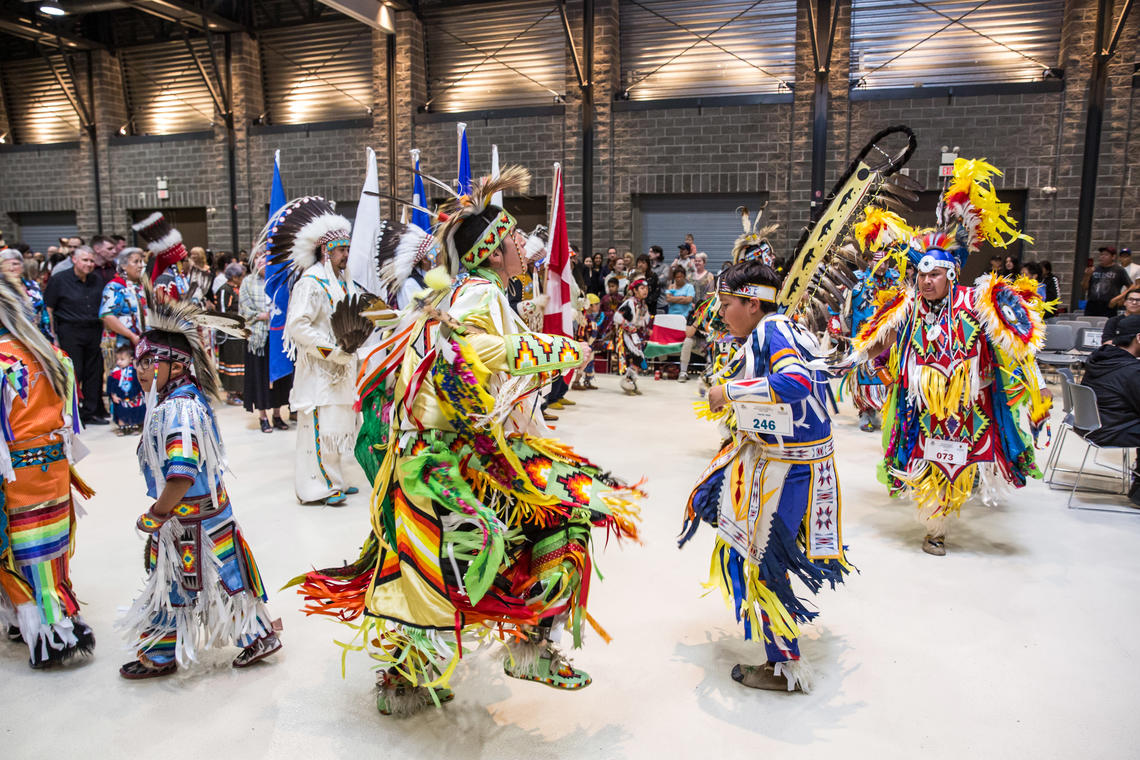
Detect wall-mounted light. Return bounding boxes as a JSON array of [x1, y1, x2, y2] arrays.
[[0, 132, 8, 145], [38, 1, 66, 17], [118, 124, 128, 135]]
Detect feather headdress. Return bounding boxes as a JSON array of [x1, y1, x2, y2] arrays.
[[375, 218, 435, 301], [0, 275, 68, 398], [732, 205, 779, 266], [434, 165, 530, 274], [257, 196, 352, 277], [138, 297, 248, 401]]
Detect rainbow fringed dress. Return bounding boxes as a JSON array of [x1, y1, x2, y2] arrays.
[[292, 272, 642, 691]]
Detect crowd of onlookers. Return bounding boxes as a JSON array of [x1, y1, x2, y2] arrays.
[[0, 230, 292, 435]]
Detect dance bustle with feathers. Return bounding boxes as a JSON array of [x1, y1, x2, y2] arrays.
[[0, 276, 68, 398], [330, 294, 378, 354], [131, 212, 182, 255], [145, 297, 241, 401]]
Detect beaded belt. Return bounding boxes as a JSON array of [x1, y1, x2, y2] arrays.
[[746, 436, 835, 463], [10, 441, 66, 472]]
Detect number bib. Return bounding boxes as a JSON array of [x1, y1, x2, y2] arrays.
[[924, 438, 968, 466], [734, 401, 794, 436]]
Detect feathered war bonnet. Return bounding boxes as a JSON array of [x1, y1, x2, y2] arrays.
[[732, 206, 779, 266], [259, 196, 352, 277], [135, 297, 249, 400], [435, 165, 530, 275], [132, 212, 188, 281], [910, 158, 1032, 280]]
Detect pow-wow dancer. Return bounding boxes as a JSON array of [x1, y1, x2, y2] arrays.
[[118, 297, 282, 678], [264, 197, 362, 506], [680, 259, 849, 693], [613, 276, 651, 395], [844, 159, 1052, 556], [0, 276, 95, 669], [290, 165, 642, 716]]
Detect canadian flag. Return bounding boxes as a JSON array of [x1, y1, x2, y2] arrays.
[[543, 163, 574, 337]]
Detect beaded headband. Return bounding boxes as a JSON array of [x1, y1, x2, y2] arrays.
[[134, 335, 192, 365], [719, 283, 777, 302]]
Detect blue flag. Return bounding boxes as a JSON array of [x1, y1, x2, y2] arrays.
[[411, 150, 430, 232], [456, 122, 472, 195], [264, 150, 293, 383]]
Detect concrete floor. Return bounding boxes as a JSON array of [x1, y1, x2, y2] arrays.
[[3, 374, 1139, 759]]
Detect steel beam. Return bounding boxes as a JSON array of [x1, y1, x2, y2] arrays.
[[581, 0, 594, 255], [119, 1, 244, 33], [1071, 0, 1135, 306], [0, 13, 104, 50], [808, 0, 840, 220]]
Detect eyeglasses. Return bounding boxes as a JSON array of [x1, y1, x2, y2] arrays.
[[134, 356, 154, 370]]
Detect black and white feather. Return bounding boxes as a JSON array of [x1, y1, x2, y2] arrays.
[[145, 298, 231, 401], [330, 294, 378, 354], [375, 219, 432, 300], [255, 196, 351, 278]]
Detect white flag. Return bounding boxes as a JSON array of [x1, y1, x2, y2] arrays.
[[347, 147, 384, 297]]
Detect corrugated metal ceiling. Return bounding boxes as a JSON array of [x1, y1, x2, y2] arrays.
[[259, 20, 374, 125], [850, 0, 1064, 89], [424, 0, 566, 112], [620, 0, 797, 100], [121, 39, 217, 135], [1, 55, 82, 144]]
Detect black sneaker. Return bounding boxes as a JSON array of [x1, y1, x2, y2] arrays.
[[6, 625, 22, 643]]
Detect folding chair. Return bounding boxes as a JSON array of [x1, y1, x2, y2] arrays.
[[1052, 382, 1137, 513], [1036, 325, 1082, 380], [1041, 373, 1075, 482]]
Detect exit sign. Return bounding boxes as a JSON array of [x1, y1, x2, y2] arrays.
[[939, 165, 954, 177]]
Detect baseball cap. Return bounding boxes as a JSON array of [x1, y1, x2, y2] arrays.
[[1114, 314, 1140, 342], [1097, 246, 1117, 255]]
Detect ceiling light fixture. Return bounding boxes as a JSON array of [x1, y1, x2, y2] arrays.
[[39, 1, 67, 16]]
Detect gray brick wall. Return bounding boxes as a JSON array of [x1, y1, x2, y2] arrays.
[[0, 1, 1136, 309]]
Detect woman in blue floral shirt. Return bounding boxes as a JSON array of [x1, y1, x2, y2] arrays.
[[100, 247, 148, 351]]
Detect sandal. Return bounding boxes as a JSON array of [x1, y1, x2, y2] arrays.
[[272, 416, 290, 431], [260, 418, 273, 434], [120, 659, 176, 680], [233, 632, 282, 668]]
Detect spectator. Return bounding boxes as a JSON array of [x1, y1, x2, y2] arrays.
[[99, 247, 148, 354], [582, 252, 603, 295], [649, 245, 670, 312], [0, 247, 21, 280], [1120, 248, 1140, 282], [635, 254, 660, 313], [989, 255, 1004, 275], [51, 235, 84, 274], [592, 252, 605, 276], [187, 246, 215, 308], [89, 235, 117, 287], [605, 250, 619, 273], [610, 258, 630, 293], [665, 265, 695, 317], [622, 251, 635, 271], [1104, 291, 1140, 343], [44, 246, 107, 425], [212, 251, 236, 295], [105, 345, 145, 435], [239, 248, 291, 432], [1020, 261, 1046, 299], [1080, 314, 1140, 506], [19, 256, 53, 341], [691, 252, 715, 303], [672, 238, 698, 280], [1002, 255, 1019, 277], [1083, 246, 1131, 316], [111, 234, 127, 255], [216, 262, 247, 406], [1041, 261, 1061, 306]]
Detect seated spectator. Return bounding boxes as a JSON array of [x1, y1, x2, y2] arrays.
[[1081, 314, 1140, 506], [1104, 290, 1140, 343], [1041, 260, 1061, 308]]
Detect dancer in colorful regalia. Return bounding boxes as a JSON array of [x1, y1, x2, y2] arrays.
[[680, 259, 849, 693], [269, 197, 361, 506], [841, 229, 904, 432], [846, 159, 1052, 556], [0, 276, 95, 668], [613, 276, 651, 395], [118, 298, 282, 678], [291, 166, 642, 716]]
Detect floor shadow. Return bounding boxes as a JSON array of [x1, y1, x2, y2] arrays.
[[672, 628, 864, 744]]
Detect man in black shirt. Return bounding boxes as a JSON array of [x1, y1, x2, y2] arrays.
[[1082, 314, 1140, 505], [44, 247, 108, 424], [1082, 246, 1131, 316]]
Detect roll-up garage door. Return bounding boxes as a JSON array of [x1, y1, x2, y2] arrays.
[[15, 211, 78, 253], [636, 193, 768, 273]]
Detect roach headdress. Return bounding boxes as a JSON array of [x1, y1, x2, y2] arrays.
[[136, 297, 248, 401], [434, 165, 530, 274], [732, 205, 779, 266], [132, 212, 188, 281]]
